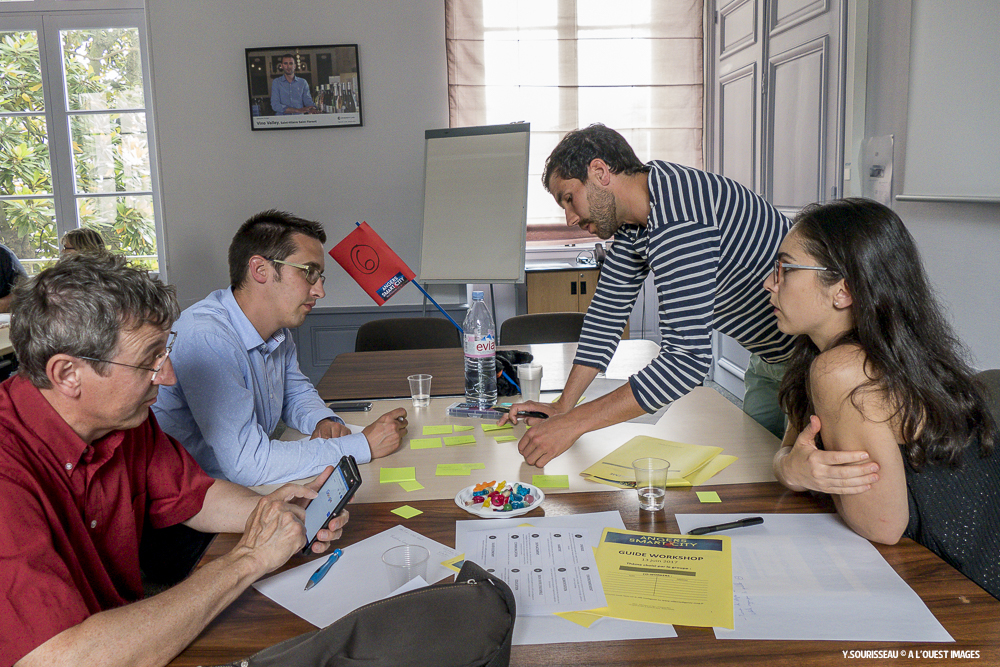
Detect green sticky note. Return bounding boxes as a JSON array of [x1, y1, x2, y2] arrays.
[[410, 437, 442, 450], [696, 491, 722, 503], [482, 423, 513, 432], [391, 505, 423, 519], [469, 462, 485, 470], [533, 474, 569, 489], [399, 480, 424, 492], [453, 425, 474, 432], [423, 425, 453, 435], [436, 463, 474, 476], [493, 435, 519, 443], [380, 467, 416, 484], [444, 435, 477, 446]]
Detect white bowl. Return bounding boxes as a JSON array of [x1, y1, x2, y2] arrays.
[[454, 482, 545, 518]]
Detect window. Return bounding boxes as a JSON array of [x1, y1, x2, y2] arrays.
[[446, 0, 704, 243], [0, 3, 162, 275]]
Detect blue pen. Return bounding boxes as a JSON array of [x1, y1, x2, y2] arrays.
[[304, 548, 343, 591]]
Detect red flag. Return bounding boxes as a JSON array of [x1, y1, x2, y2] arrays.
[[329, 222, 416, 305]]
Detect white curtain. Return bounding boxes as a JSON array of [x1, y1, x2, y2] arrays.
[[446, 0, 704, 240]]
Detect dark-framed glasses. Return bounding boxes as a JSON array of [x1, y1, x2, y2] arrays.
[[773, 259, 830, 284], [79, 331, 177, 382], [267, 258, 326, 285]]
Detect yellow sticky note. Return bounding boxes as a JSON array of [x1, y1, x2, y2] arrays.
[[380, 467, 416, 484], [410, 438, 442, 450], [444, 435, 477, 446], [442, 554, 466, 573], [399, 480, 424, 492], [696, 491, 722, 503], [555, 610, 608, 628], [423, 425, 453, 435], [469, 462, 485, 470], [493, 435, 519, 443], [391, 505, 423, 519], [453, 425, 474, 432], [436, 463, 474, 476], [533, 474, 569, 488], [482, 423, 513, 432]]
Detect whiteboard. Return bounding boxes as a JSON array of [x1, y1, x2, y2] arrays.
[[418, 124, 529, 283], [900, 0, 1000, 202]]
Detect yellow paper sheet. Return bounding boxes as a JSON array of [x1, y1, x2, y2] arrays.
[[436, 463, 475, 476], [443, 435, 477, 446], [454, 425, 475, 432], [493, 435, 519, 443], [379, 467, 416, 484], [409, 437, 442, 450], [580, 436, 724, 488], [399, 480, 425, 492], [482, 423, 513, 432], [696, 491, 722, 503], [685, 454, 737, 486], [391, 505, 423, 519], [532, 474, 569, 488], [590, 528, 733, 629], [422, 425, 453, 435]]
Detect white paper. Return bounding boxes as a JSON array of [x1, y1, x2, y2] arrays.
[[455, 526, 606, 615], [253, 525, 457, 628], [675, 513, 953, 642], [456, 511, 678, 644]]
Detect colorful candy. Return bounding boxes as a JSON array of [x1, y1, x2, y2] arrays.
[[467, 480, 537, 513]]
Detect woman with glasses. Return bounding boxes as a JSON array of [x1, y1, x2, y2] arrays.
[[764, 198, 999, 599]]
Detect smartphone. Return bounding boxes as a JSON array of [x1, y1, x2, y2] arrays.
[[325, 401, 373, 412], [302, 455, 362, 553]]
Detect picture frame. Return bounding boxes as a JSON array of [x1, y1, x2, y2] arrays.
[[245, 43, 363, 131]]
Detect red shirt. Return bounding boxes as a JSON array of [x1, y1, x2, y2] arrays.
[[0, 375, 215, 666]]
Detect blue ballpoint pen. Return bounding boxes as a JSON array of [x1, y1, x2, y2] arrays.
[[304, 548, 343, 591]]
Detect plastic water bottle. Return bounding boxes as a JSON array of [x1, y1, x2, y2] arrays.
[[463, 291, 497, 408]]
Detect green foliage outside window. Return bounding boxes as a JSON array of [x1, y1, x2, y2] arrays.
[[0, 29, 158, 274]]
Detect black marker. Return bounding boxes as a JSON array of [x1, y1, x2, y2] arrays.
[[687, 516, 764, 536], [493, 406, 550, 420]]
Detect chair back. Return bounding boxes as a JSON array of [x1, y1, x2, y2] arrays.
[[499, 312, 585, 346], [975, 369, 1000, 425], [355, 317, 462, 352]]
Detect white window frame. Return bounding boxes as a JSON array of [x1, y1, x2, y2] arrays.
[[1, 1, 166, 277]]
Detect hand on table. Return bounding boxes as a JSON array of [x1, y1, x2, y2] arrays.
[[514, 409, 584, 468], [775, 415, 880, 494], [497, 399, 567, 427], [311, 418, 351, 440], [363, 407, 408, 459]]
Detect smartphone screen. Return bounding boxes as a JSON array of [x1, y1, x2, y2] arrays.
[[303, 458, 359, 549]]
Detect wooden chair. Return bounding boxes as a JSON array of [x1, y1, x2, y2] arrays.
[[354, 317, 461, 352], [499, 312, 585, 346]]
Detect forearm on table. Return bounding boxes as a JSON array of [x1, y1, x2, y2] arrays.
[[554, 364, 600, 409], [566, 381, 647, 432], [16, 548, 264, 667]]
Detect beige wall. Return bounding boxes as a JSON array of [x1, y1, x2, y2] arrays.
[[146, 0, 449, 309]]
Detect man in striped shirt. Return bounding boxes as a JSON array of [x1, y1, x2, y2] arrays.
[[502, 125, 875, 488]]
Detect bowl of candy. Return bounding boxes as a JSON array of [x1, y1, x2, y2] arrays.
[[454, 480, 545, 518]]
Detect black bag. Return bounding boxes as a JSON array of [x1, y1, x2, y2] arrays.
[[496, 350, 533, 397], [221, 560, 516, 667]]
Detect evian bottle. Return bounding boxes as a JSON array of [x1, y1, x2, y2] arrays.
[[463, 291, 497, 408]]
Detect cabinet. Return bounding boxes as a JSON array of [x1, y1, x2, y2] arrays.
[[526, 269, 628, 339]]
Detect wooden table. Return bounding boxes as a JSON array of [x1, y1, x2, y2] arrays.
[[315, 340, 661, 401], [167, 483, 1000, 666]]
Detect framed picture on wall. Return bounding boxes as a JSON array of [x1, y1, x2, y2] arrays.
[[245, 43, 363, 131]]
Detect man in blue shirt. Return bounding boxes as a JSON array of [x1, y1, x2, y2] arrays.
[[153, 210, 407, 486], [270, 54, 316, 115]]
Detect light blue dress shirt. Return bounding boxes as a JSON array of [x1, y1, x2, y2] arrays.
[[270, 75, 313, 115], [152, 288, 370, 486]]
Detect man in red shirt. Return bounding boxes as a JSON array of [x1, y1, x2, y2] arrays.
[[0, 253, 349, 667]]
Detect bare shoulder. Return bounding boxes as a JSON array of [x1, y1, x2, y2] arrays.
[[810, 344, 894, 425]]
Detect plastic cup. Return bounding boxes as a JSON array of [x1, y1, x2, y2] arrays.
[[516, 363, 543, 403], [632, 457, 669, 511], [382, 544, 429, 592], [407, 374, 432, 408]]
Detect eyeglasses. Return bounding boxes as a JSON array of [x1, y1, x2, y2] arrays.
[[773, 260, 831, 284], [267, 258, 326, 285], [79, 331, 177, 382]]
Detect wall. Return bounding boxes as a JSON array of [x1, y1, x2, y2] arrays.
[[146, 0, 453, 309], [866, 1, 1000, 369]]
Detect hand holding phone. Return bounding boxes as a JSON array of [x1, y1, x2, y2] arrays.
[[302, 455, 362, 553]]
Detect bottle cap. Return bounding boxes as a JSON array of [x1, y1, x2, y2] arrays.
[[472, 291, 484, 300]]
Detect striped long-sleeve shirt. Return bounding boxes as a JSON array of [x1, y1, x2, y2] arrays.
[[575, 161, 796, 413]]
